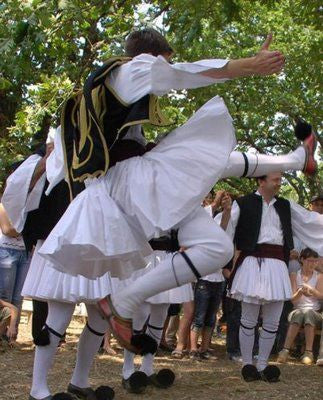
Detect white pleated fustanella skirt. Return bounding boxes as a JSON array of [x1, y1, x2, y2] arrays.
[[39, 96, 236, 280], [22, 241, 113, 303], [229, 256, 292, 304]]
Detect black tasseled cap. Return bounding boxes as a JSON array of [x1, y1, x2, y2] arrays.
[[294, 118, 312, 141]]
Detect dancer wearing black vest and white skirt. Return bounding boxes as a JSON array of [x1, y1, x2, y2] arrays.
[[2, 129, 115, 400], [216, 172, 323, 382], [39, 29, 318, 360]]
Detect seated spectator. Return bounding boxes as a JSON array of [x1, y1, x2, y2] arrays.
[[0, 298, 18, 346], [278, 248, 323, 365]]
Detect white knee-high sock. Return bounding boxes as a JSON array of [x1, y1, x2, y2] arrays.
[[71, 304, 109, 388], [221, 148, 305, 179], [239, 302, 260, 366], [112, 208, 233, 319], [122, 302, 151, 379], [257, 302, 283, 371], [30, 301, 75, 399], [140, 303, 169, 377]]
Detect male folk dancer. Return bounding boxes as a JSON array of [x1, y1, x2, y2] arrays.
[[39, 29, 317, 361], [2, 130, 115, 400], [219, 172, 323, 382]]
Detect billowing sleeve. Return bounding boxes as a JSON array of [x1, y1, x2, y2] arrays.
[[1, 154, 44, 232], [108, 54, 229, 104], [45, 126, 66, 195], [213, 200, 240, 239], [290, 200, 323, 255]]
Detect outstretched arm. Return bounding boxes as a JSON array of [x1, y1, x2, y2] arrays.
[[110, 34, 284, 103], [201, 34, 285, 79], [290, 201, 323, 256]]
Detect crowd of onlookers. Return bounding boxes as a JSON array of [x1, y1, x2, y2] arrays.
[[0, 189, 322, 368]]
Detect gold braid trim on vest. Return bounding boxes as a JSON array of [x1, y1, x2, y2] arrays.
[[61, 56, 171, 199]]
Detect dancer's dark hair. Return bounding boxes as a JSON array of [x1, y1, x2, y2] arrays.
[[125, 28, 173, 57]]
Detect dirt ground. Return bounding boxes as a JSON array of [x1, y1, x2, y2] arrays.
[[1, 315, 322, 400]]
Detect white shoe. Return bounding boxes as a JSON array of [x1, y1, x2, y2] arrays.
[[316, 357, 323, 366], [277, 348, 290, 363], [301, 351, 314, 365]]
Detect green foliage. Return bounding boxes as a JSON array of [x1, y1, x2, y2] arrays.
[[0, 0, 321, 204]]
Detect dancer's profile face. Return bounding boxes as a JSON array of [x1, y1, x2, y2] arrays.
[[161, 52, 173, 63], [311, 199, 323, 215]]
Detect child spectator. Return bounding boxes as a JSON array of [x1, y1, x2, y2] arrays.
[[278, 248, 323, 365], [0, 298, 18, 346]]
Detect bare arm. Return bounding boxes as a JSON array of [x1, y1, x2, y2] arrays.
[[290, 273, 303, 303], [0, 300, 18, 341], [0, 204, 19, 237], [220, 193, 232, 230], [28, 157, 47, 192], [302, 275, 323, 300], [201, 34, 285, 79]]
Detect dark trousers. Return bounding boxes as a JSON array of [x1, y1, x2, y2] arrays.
[[226, 297, 241, 355], [32, 299, 48, 341], [191, 280, 223, 331]]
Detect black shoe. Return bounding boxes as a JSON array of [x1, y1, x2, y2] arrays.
[[147, 369, 175, 388], [241, 364, 261, 382], [51, 394, 76, 400], [259, 365, 280, 383], [189, 350, 201, 361], [67, 383, 115, 400], [29, 396, 53, 400], [199, 351, 211, 360], [122, 371, 148, 394]]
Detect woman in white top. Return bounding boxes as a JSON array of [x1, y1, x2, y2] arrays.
[[278, 248, 323, 364]]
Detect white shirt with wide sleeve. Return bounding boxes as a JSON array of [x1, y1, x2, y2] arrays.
[[218, 192, 323, 256], [2, 154, 44, 232], [108, 54, 229, 104]]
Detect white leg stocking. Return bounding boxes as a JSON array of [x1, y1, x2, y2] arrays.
[[112, 207, 233, 319], [30, 301, 75, 399], [256, 301, 284, 371], [221, 148, 305, 179], [140, 303, 169, 377], [239, 302, 260, 366], [71, 304, 109, 388], [122, 302, 151, 379]]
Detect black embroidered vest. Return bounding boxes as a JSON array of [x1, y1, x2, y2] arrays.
[[62, 57, 170, 199], [234, 193, 294, 263], [21, 147, 70, 252]]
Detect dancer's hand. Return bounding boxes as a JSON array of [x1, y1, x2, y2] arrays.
[[251, 34, 285, 76], [201, 33, 285, 79], [212, 190, 225, 209], [289, 249, 299, 260], [221, 192, 232, 212]]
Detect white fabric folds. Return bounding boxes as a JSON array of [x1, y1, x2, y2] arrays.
[[230, 256, 292, 304], [2, 154, 43, 232], [39, 96, 236, 279], [22, 241, 113, 303]]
